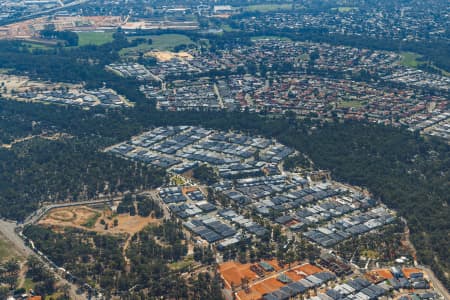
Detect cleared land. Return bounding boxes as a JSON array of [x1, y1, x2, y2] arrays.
[[38, 206, 161, 236], [366, 269, 394, 281], [0, 74, 79, 94], [145, 50, 193, 62], [231, 262, 323, 300], [402, 267, 423, 279], [0, 16, 123, 41], [0, 232, 22, 262], [219, 261, 260, 289], [77, 31, 114, 46]]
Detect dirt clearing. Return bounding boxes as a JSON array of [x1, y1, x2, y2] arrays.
[[38, 206, 161, 236], [145, 50, 193, 62]]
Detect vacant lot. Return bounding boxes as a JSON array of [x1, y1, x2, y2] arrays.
[[219, 260, 312, 295], [366, 269, 394, 281], [295, 263, 322, 275], [145, 50, 193, 62], [219, 261, 259, 289], [0, 74, 79, 96], [234, 263, 321, 300], [402, 267, 422, 279], [39, 206, 161, 236]]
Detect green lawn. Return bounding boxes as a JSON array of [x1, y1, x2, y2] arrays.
[[400, 52, 422, 68], [77, 32, 114, 46], [120, 34, 194, 56], [243, 3, 293, 12]]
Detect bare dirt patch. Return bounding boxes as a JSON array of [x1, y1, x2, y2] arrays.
[[145, 50, 193, 62], [226, 261, 321, 300], [39, 206, 161, 236], [219, 261, 259, 289], [296, 263, 322, 275], [402, 267, 422, 279], [0, 16, 123, 40]]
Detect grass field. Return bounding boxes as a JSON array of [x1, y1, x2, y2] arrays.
[[77, 32, 114, 46], [400, 52, 422, 68], [400, 52, 450, 76], [120, 34, 194, 56], [243, 3, 293, 12]]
